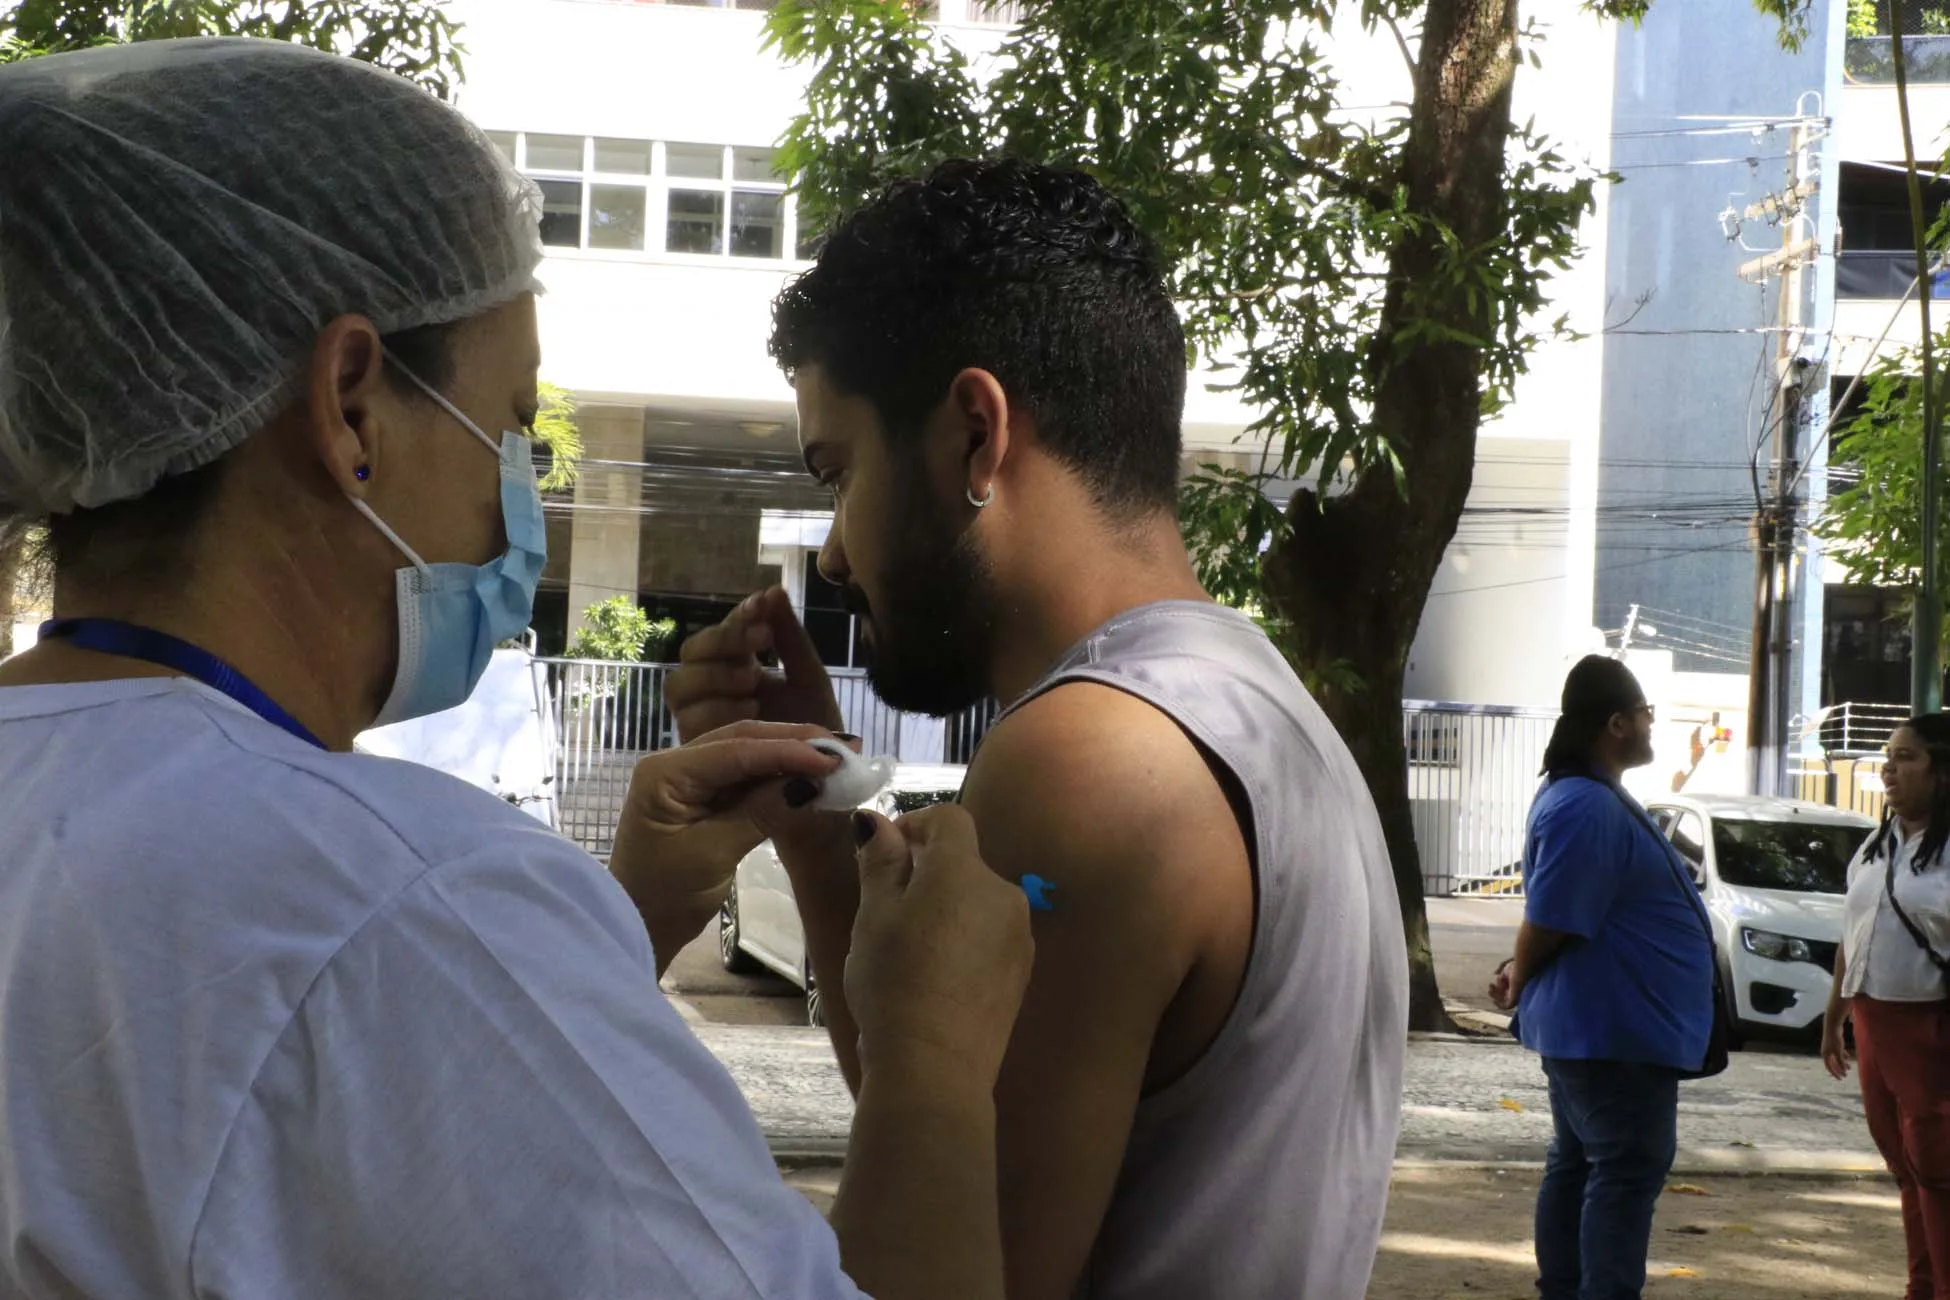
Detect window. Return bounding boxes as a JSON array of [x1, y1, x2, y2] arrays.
[[732, 146, 779, 182], [536, 180, 583, 249], [667, 189, 725, 254], [525, 134, 585, 172], [1710, 818, 1867, 896], [664, 142, 791, 260], [495, 132, 805, 262], [731, 191, 785, 258], [594, 137, 652, 174], [590, 185, 648, 250], [925, 0, 1025, 23], [666, 142, 724, 180], [1670, 812, 1708, 887]]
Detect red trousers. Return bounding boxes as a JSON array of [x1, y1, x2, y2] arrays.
[[1855, 996, 1950, 1300]]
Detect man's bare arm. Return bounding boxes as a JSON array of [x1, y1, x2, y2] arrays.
[[961, 684, 1250, 1300], [1510, 919, 1577, 1000]]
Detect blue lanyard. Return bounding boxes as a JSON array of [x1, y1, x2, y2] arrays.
[[39, 617, 327, 750]]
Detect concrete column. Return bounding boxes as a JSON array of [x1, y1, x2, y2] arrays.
[[566, 407, 645, 647]]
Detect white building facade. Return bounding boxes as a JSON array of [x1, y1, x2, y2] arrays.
[[446, 0, 1614, 704]]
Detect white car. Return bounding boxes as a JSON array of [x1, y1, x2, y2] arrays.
[[1645, 795, 1875, 1043], [719, 762, 967, 1025]]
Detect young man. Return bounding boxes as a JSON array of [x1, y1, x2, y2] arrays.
[[1490, 656, 1715, 1300], [667, 158, 1407, 1300]]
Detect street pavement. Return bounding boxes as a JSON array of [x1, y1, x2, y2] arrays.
[[668, 895, 1879, 1172], [1426, 895, 1524, 1013], [665, 894, 1529, 1027], [662, 923, 806, 1028], [774, 1163, 1911, 1298], [695, 1024, 1879, 1171]]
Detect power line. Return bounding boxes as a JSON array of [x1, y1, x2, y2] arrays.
[[1425, 539, 1754, 598], [1610, 119, 1821, 140], [1605, 325, 1833, 337], [1610, 154, 1793, 171], [1634, 604, 1758, 640]]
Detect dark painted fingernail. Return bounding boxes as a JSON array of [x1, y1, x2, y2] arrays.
[[783, 778, 817, 809], [852, 811, 876, 847]]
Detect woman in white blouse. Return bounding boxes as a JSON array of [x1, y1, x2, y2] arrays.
[[1823, 713, 1950, 1300]]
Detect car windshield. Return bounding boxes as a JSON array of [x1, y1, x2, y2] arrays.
[[1710, 818, 1867, 895]]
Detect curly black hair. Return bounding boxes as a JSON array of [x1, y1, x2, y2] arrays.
[[1865, 711, 1950, 874], [769, 157, 1186, 513]]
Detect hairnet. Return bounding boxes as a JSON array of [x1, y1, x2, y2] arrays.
[[0, 37, 545, 524]]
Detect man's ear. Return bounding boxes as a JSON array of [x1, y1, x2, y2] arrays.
[[305, 315, 388, 500], [945, 367, 1012, 498]]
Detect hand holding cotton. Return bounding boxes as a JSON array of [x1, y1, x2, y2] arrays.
[[804, 738, 896, 811]]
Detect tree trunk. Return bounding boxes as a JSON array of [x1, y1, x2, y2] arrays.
[[0, 536, 19, 660], [1264, 0, 1519, 1032]]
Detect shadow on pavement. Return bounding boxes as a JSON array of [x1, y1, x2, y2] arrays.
[[1371, 1167, 1906, 1298]]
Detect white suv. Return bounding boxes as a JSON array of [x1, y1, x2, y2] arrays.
[[1644, 795, 1874, 1043], [718, 763, 966, 1025]]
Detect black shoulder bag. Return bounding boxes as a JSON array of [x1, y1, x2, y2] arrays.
[[1605, 784, 1731, 1081], [1884, 851, 1950, 984]]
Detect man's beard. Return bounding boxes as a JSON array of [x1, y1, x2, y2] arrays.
[[844, 489, 997, 718]]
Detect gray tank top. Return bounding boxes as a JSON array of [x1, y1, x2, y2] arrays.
[[993, 601, 1408, 1300]]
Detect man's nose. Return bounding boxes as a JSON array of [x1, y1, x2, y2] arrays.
[[817, 527, 847, 587]]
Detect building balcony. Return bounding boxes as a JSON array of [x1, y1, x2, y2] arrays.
[[1835, 248, 1950, 300], [1845, 35, 1950, 85]]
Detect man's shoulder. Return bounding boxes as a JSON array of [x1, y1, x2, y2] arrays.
[[962, 681, 1246, 932], [967, 681, 1215, 834], [1534, 776, 1622, 823]]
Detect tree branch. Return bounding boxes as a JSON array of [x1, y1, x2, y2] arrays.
[[1384, 15, 1417, 82]]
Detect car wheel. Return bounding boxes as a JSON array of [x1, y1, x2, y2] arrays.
[[717, 886, 759, 975], [804, 956, 825, 1029]]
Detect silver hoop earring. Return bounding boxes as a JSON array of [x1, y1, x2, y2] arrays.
[[967, 484, 994, 509]]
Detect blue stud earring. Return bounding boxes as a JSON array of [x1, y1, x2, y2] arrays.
[[354, 465, 371, 482]]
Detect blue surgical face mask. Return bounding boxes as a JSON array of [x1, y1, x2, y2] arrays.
[[350, 356, 547, 726]]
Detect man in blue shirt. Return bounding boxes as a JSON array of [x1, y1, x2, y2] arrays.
[[1490, 656, 1715, 1300]]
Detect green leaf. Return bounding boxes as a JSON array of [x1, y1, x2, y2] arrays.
[[533, 381, 583, 493], [567, 596, 673, 664], [0, 0, 465, 98]]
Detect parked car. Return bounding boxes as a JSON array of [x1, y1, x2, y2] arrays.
[[719, 762, 967, 1025], [1644, 795, 1875, 1044]]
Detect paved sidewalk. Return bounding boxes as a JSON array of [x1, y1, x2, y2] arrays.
[[695, 1026, 1882, 1172], [777, 1164, 1908, 1298]]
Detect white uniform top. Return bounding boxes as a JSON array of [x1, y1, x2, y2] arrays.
[[1840, 826, 1950, 1002], [0, 677, 864, 1300]]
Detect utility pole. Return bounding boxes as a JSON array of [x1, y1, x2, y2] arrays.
[[1617, 604, 1642, 658], [1891, 6, 1944, 714], [1739, 113, 1821, 797]]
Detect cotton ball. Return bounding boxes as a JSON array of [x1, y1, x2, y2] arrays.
[[805, 737, 896, 811]]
